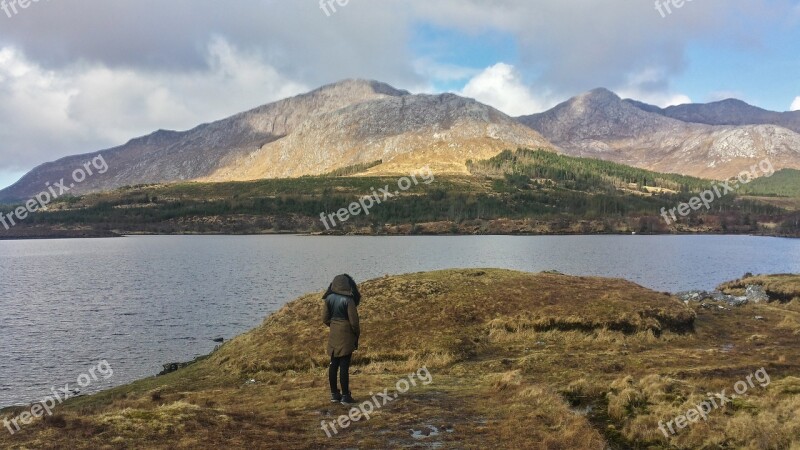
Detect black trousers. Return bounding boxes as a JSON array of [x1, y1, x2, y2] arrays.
[[329, 353, 352, 394]]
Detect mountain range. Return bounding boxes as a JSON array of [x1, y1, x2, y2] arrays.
[[1, 79, 799, 202], [520, 89, 800, 179]]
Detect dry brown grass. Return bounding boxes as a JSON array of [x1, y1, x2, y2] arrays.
[[719, 273, 800, 303], [2, 270, 799, 449]]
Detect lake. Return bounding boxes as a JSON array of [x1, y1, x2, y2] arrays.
[[1, 234, 799, 408]]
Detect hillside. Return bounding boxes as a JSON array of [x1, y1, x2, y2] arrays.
[[0, 80, 412, 201], [5, 82, 800, 203], [0, 80, 553, 202], [626, 98, 800, 134], [519, 89, 800, 179], [739, 169, 800, 197], [2, 149, 798, 239], [203, 93, 552, 181], [2, 270, 799, 449]]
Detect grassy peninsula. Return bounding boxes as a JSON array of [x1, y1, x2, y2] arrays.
[[2, 270, 800, 449]]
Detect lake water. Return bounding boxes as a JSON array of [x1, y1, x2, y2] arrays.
[[1, 235, 799, 408]]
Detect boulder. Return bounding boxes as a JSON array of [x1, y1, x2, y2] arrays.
[[745, 285, 770, 303], [676, 290, 748, 306]]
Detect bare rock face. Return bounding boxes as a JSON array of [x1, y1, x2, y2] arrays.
[[205, 93, 554, 180], [0, 80, 410, 201], [0, 80, 552, 201], [519, 89, 800, 179], [3, 81, 800, 202]]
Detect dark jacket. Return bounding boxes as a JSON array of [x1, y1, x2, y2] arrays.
[[323, 293, 360, 357]]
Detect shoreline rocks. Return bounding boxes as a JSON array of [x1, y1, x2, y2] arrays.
[[677, 284, 771, 307]]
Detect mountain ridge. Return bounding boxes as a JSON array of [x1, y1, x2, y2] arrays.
[[518, 89, 800, 179], [624, 97, 800, 133], [0, 79, 556, 201], [2, 80, 800, 202]]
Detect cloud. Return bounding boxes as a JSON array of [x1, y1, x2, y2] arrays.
[[0, 0, 420, 86], [0, 0, 797, 175], [409, 0, 787, 93], [459, 63, 556, 115], [791, 97, 800, 111], [615, 68, 691, 107], [618, 90, 692, 108], [2, 0, 788, 95], [0, 38, 308, 173]]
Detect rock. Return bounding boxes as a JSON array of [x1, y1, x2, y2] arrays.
[[745, 285, 770, 303], [213, 337, 224, 343], [677, 290, 747, 307], [158, 357, 206, 376], [159, 362, 189, 375], [676, 290, 707, 302], [724, 296, 749, 307]]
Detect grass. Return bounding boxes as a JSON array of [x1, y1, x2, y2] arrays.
[[2, 270, 800, 449], [719, 273, 800, 303]]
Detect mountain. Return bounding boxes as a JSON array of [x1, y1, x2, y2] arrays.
[[4, 82, 800, 202], [0, 80, 553, 201], [518, 88, 800, 179], [626, 98, 800, 133], [202, 92, 553, 181]]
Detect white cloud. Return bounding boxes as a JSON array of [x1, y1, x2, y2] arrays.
[[615, 68, 691, 107], [617, 89, 692, 108], [459, 63, 556, 116], [791, 96, 800, 111], [0, 38, 308, 173], [0, 0, 795, 175]]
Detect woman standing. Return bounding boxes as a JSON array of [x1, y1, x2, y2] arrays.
[[322, 274, 360, 405]]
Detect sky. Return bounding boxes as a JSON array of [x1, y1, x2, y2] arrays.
[[0, 0, 799, 190]]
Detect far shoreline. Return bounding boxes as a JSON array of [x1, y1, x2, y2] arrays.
[[1, 230, 798, 241]]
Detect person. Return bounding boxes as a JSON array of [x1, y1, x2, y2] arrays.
[[322, 274, 361, 404]]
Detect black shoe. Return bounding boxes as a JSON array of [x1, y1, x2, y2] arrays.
[[340, 393, 356, 405], [330, 392, 342, 403]]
